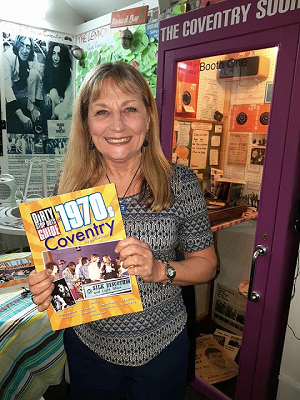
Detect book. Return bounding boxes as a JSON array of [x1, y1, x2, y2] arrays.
[[0, 252, 34, 289], [19, 184, 143, 330]]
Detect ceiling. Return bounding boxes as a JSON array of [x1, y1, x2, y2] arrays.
[[65, 0, 138, 22]]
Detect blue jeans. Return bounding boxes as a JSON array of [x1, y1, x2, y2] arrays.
[[64, 326, 189, 400]]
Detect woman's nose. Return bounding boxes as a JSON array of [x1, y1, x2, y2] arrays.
[[109, 112, 126, 132]]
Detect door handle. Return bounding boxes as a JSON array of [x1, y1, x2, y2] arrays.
[[248, 245, 267, 302]]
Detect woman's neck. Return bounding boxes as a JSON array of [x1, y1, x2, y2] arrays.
[[102, 159, 142, 198]]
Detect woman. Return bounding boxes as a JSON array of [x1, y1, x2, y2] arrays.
[[29, 61, 217, 400], [43, 42, 73, 120]]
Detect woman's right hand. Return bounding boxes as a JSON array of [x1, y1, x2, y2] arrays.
[[29, 269, 55, 312]]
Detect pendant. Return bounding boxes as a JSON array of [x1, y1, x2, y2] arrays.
[[120, 203, 127, 214]]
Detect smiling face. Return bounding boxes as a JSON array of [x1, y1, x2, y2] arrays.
[[18, 37, 31, 61], [88, 78, 150, 166], [52, 45, 61, 68]]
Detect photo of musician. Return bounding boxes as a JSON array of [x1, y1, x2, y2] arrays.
[[43, 41, 73, 121], [3, 34, 43, 133], [51, 278, 76, 312], [2, 32, 75, 156]]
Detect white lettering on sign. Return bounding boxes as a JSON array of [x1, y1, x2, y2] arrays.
[[161, 23, 180, 41], [161, 4, 251, 40], [256, 0, 300, 19], [160, 0, 300, 42]]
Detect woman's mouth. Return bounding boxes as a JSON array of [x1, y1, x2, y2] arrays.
[[105, 137, 131, 144]]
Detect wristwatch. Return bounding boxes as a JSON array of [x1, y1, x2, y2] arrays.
[[162, 261, 176, 284]]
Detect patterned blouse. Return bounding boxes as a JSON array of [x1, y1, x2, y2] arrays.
[[73, 163, 213, 366]]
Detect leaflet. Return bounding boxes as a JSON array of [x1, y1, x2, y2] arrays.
[[19, 183, 143, 330], [0, 252, 34, 289]]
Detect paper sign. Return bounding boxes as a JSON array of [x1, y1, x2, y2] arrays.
[[47, 120, 71, 139], [177, 158, 189, 166], [175, 146, 189, 159], [190, 130, 209, 169], [211, 136, 221, 147], [227, 133, 248, 166], [177, 122, 191, 146], [192, 122, 212, 131], [210, 149, 219, 165]]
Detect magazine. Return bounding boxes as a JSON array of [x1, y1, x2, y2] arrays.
[[195, 334, 239, 385], [212, 283, 246, 335], [213, 328, 242, 361], [0, 252, 34, 288], [19, 183, 143, 330]]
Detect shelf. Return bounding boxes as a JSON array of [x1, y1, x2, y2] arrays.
[[174, 117, 224, 124], [210, 211, 257, 233]]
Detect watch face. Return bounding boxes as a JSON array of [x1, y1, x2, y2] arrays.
[[167, 267, 175, 277]]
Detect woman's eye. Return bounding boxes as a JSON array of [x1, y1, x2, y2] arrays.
[[96, 110, 107, 116], [125, 107, 137, 113]]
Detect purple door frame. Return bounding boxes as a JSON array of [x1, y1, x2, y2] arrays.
[[156, 2, 300, 399]]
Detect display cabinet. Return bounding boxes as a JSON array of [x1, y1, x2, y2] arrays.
[[156, 1, 300, 399]]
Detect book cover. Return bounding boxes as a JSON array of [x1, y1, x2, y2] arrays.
[[19, 184, 143, 330]]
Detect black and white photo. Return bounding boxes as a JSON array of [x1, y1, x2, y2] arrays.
[[3, 32, 74, 154]]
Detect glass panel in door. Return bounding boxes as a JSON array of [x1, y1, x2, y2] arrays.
[[172, 47, 278, 399]]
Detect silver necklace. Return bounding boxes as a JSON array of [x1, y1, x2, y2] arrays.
[[106, 164, 141, 214]]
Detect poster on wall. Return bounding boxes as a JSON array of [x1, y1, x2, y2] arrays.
[[212, 283, 246, 335], [230, 104, 270, 133], [0, 22, 75, 195], [227, 133, 248, 166], [175, 59, 200, 118]]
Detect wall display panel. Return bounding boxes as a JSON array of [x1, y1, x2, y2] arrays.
[[173, 120, 223, 179], [0, 21, 75, 196], [223, 47, 277, 206], [75, 22, 158, 97]]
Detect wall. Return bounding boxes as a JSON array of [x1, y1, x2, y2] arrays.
[[1, 0, 84, 34], [75, 0, 159, 35], [277, 248, 300, 400]]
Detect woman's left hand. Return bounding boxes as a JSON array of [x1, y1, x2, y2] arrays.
[[115, 237, 164, 283]]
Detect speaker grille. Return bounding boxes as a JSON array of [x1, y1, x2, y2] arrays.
[[0, 183, 12, 200]]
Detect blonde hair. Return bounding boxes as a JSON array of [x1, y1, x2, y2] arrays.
[[58, 61, 173, 211]]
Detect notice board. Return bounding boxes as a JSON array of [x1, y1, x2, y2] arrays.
[[173, 120, 223, 179]]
